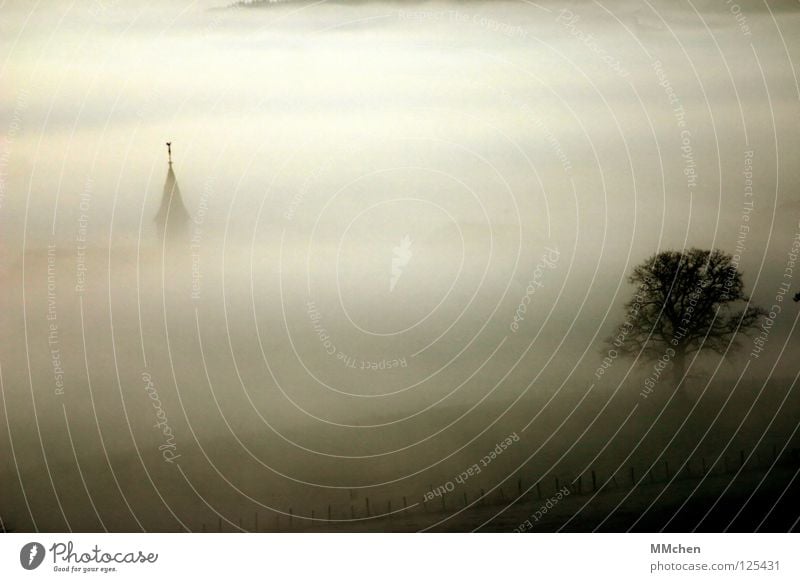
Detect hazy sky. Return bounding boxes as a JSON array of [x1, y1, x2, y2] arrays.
[[3, 0, 799, 249], [3, 0, 799, 419], [2, 0, 799, 532]]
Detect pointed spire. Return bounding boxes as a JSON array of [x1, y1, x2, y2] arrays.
[[155, 142, 190, 243]]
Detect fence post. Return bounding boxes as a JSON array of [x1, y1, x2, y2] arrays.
[[480, 488, 485, 505], [740, 450, 745, 468], [218, 517, 222, 532], [518, 478, 522, 496], [328, 505, 332, 523], [664, 460, 670, 480], [254, 512, 258, 532], [366, 497, 371, 517], [577, 475, 582, 494], [555, 477, 559, 491], [403, 496, 408, 509], [536, 482, 542, 499], [289, 508, 293, 529], [591, 470, 597, 492], [648, 468, 654, 484], [724, 456, 729, 473], [630, 466, 635, 485], [463, 492, 468, 507], [701, 458, 706, 475]]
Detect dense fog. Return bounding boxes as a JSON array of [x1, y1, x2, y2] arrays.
[[1, 0, 799, 531]]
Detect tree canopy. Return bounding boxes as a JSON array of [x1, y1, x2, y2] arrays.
[[610, 248, 764, 389]]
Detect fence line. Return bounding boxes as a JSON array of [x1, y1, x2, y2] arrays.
[[201, 444, 797, 532]]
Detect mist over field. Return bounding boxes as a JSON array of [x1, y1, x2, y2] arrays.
[[1, 0, 799, 532]]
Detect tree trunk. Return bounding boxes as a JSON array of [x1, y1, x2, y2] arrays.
[[672, 347, 687, 398]]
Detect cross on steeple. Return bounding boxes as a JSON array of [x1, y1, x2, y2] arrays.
[[155, 141, 190, 243]]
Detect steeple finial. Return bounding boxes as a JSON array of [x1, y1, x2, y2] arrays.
[[166, 141, 172, 165]]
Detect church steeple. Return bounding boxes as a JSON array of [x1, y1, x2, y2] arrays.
[[155, 142, 190, 243]]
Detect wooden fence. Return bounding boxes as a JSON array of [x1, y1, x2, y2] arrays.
[[198, 443, 798, 532]]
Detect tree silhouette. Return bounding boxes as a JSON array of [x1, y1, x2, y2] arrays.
[[609, 248, 765, 396]]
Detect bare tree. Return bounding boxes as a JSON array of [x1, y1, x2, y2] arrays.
[[609, 248, 765, 396]]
